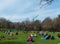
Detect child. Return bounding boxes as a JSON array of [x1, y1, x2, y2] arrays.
[[27, 36, 34, 42]]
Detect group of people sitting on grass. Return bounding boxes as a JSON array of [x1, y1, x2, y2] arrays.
[[4, 30, 18, 37], [4, 30, 60, 42], [27, 32, 55, 42], [41, 33, 55, 40]]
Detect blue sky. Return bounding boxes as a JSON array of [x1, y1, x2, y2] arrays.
[[0, 0, 60, 22]]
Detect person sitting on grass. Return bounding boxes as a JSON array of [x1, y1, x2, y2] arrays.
[[50, 35, 55, 40], [58, 34, 60, 38], [33, 34, 37, 37], [31, 34, 33, 37], [0, 36, 5, 40], [10, 32, 14, 37], [27, 36, 34, 42], [15, 31, 18, 35]]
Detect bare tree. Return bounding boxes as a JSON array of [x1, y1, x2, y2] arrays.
[[40, 0, 54, 8], [42, 17, 52, 31]]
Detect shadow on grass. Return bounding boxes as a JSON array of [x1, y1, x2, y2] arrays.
[[0, 41, 26, 44]]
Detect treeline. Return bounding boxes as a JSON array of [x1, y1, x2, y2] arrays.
[[0, 15, 60, 32]]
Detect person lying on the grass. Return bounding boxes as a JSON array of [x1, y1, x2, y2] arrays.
[[27, 36, 34, 42], [41, 34, 48, 40], [41, 34, 55, 40], [43, 33, 48, 37], [46, 35, 51, 40], [41, 34, 50, 40]]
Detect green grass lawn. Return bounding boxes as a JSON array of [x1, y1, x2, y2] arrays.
[[0, 31, 60, 44]]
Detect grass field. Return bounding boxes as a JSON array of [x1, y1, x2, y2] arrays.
[[0, 31, 60, 44]]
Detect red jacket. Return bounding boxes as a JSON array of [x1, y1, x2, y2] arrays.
[[28, 36, 33, 41]]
